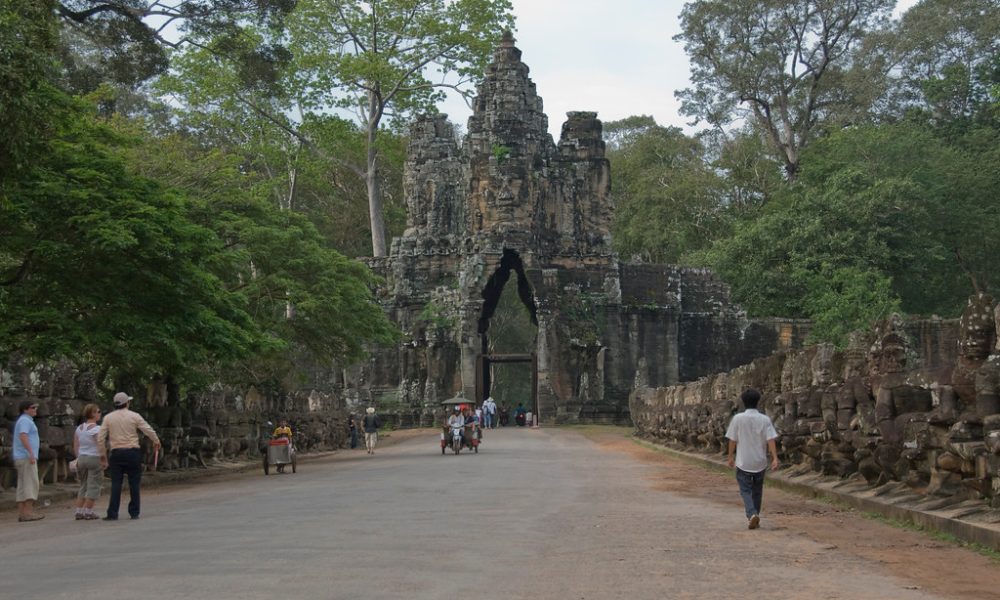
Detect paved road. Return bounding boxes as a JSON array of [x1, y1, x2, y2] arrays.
[[0, 427, 990, 599]]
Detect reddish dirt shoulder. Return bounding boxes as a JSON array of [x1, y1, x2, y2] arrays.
[[582, 428, 1000, 600]]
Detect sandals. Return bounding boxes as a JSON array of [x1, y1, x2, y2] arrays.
[[18, 514, 45, 522]]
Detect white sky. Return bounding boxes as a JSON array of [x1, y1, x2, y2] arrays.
[[438, 0, 922, 137]]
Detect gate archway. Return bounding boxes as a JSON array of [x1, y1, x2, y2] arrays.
[[475, 353, 538, 422], [476, 248, 539, 419]]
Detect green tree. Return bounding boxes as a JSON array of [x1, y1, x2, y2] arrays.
[[53, 1, 296, 68], [121, 119, 400, 376], [0, 94, 397, 385], [0, 98, 258, 377], [607, 119, 724, 264], [155, 36, 408, 257], [889, 0, 1000, 129], [0, 0, 60, 192], [287, 0, 515, 256], [602, 114, 657, 151], [675, 0, 894, 180], [705, 128, 786, 216], [800, 123, 1000, 305], [698, 122, 1000, 341]]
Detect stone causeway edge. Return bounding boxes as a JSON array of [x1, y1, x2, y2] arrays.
[[634, 436, 1000, 553], [0, 449, 341, 514]]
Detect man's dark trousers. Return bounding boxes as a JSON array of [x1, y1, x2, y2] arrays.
[[107, 448, 143, 519], [736, 467, 765, 519]]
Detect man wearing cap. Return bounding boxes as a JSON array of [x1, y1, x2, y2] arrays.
[[98, 392, 161, 520], [362, 407, 381, 455], [483, 396, 497, 429]]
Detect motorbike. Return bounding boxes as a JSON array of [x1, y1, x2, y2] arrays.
[[440, 421, 480, 455], [450, 423, 464, 454]]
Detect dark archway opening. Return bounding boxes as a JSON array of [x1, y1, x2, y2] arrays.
[[476, 249, 538, 416], [478, 249, 537, 343]]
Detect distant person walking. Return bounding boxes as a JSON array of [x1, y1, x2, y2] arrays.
[[725, 388, 780, 530], [514, 402, 527, 426], [362, 407, 382, 455], [483, 396, 497, 429], [98, 392, 160, 520], [348, 415, 359, 449], [13, 400, 43, 522], [73, 404, 104, 520]]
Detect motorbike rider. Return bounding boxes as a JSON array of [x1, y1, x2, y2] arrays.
[[463, 406, 482, 447], [272, 419, 293, 472], [273, 419, 292, 439], [447, 406, 466, 446]]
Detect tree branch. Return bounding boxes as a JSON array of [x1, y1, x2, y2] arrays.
[[0, 250, 33, 286], [233, 92, 367, 180]]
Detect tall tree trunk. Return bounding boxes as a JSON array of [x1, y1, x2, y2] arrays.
[[366, 91, 387, 257], [366, 159, 386, 257]]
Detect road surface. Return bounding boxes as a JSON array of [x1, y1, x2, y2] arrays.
[[2, 426, 997, 599]]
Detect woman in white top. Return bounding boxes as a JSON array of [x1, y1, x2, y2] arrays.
[[73, 404, 104, 520]]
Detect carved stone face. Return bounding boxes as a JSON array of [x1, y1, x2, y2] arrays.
[[792, 352, 812, 390], [842, 350, 865, 379], [881, 343, 906, 374], [812, 344, 835, 386], [995, 304, 1000, 352], [958, 294, 995, 360], [781, 358, 795, 393], [713, 376, 728, 402]]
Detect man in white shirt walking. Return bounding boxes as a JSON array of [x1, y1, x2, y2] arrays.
[[482, 396, 497, 429], [725, 388, 780, 530]]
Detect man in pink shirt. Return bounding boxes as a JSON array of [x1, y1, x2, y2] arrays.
[[97, 392, 160, 520]]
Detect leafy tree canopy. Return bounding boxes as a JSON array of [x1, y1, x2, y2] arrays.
[[285, 0, 515, 256], [696, 121, 1000, 344], [0, 92, 397, 385], [0, 0, 61, 190], [1, 96, 258, 377], [889, 0, 1000, 129], [606, 119, 726, 264], [675, 0, 895, 179], [53, 0, 297, 86]]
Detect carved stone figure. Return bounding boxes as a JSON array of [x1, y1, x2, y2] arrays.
[[838, 332, 874, 434], [975, 303, 1000, 418], [811, 344, 840, 439], [950, 294, 996, 415]]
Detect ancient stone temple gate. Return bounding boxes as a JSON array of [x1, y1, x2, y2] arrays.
[[355, 34, 808, 424]]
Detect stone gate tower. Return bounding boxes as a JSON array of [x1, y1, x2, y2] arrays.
[[354, 33, 807, 424]]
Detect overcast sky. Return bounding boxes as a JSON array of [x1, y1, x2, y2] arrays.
[[439, 0, 921, 137]]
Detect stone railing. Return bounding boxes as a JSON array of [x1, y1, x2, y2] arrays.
[[630, 295, 1000, 507], [0, 362, 352, 491]]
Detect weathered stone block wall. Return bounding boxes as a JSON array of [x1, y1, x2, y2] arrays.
[[631, 295, 1000, 506]]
